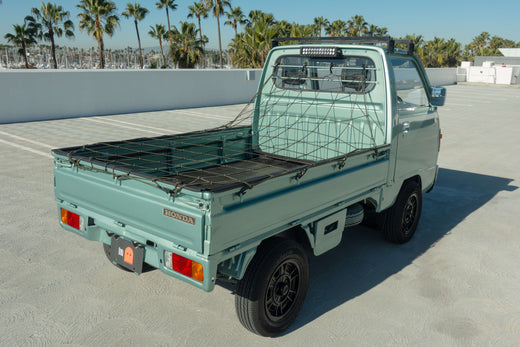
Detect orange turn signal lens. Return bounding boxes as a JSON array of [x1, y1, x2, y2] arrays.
[[191, 261, 204, 282]]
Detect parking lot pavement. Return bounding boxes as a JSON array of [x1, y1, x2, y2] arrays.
[[1, 85, 519, 345]]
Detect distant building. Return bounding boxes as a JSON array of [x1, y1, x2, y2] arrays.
[[474, 48, 520, 66], [499, 48, 520, 57]]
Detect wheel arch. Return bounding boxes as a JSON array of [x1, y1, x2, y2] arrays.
[[217, 226, 311, 282], [380, 175, 422, 213], [405, 174, 422, 189]]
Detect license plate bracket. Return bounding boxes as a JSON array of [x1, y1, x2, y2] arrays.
[[109, 236, 144, 274]]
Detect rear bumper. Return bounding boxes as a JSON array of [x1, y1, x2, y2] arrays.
[[57, 201, 217, 292]]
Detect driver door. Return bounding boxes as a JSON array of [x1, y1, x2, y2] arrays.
[[392, 58, 439, 184]]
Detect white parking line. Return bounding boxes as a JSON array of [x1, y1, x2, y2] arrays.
[[94, 118, 181, 134], [83, 118, 167, 135], [171, 109, 236, 122], [0, 138, 52, 158], [445, 103, 474, 107], [0, 130, 54, 148]]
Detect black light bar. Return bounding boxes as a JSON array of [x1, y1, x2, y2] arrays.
[[300, 46, 342, 58], [271, 36, 415, 55]]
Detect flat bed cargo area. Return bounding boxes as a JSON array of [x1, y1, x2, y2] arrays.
[[52, 127, 309, 193], [169, 153, 307, 191]]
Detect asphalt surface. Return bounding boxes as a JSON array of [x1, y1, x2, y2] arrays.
[[1, 84, 519, 346]]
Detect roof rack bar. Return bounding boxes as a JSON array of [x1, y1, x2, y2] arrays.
[[271, 36, 415, 55], [394, 39, 415, 55]]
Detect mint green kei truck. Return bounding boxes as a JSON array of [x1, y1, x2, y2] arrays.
[[53, 37, 445, 336]]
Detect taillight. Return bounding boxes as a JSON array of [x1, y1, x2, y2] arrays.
[[164, 251, 204, 282], [61, 208, 84, 231]]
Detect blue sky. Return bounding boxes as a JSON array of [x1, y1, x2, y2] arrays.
[[1, 0, 519, 50]]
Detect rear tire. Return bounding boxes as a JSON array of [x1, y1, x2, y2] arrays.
[[235, 238, 309, 337], [383, 180, 422, 244]]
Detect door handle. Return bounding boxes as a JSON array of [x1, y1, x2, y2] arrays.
[[402, 122, 410, 135]]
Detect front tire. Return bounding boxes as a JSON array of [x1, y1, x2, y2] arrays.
[[383, 180, 422, 244], [235, 238, 309, 337]]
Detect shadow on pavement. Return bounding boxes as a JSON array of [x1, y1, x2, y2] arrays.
[[287, 167, 517, 334]]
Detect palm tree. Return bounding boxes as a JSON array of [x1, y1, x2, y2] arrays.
[[423, 37, 450, 67], [325, 20, 346, 37], [228, 15, 279, 68], [313, 16, 329, 37], [365, 24, 377, 36], [188, 2, 208, 41], [347, 15, 367, 37], [290, 23, 315, 38], [122, 3, 149, 69], [375, 26, 388, 37], [149, 24, 167, 67], [225, 6, 246, 37], [486, 36, 516, 56], [169, 21, 203, 68], [156, 0, 177, 32], [246, 10, 276, 28], [276, 20, 291, 37], [402, 34, 424, 48], [443, 38, 461, 66], [4, 21, 38, 68], [27, 2, 75, 69], [187, 1, 209, 66], [467, 32, 490, 56], [365, 24, 388, 37], [206, 0, 231, 68], [77, 0, 119, 69]]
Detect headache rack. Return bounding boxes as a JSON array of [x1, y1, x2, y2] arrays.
[[271, 36, 415, 55]]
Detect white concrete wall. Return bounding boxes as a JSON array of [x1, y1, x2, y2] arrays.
[[466, 66, 520, 85], [426, 68, 457, 86], [0, 68, 456, 124], [0, 69, 263, 124]]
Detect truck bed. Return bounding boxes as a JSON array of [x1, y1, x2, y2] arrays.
[[169, 153, 307, 191], [52, 126, 310, 193]]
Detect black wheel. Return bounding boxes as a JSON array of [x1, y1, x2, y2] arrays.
[[103, 243, 133, 272], [383, 180, 422, 244], [235, 238, 309, 337]]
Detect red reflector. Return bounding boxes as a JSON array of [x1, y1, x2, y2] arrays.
[[61, 209, 81, 230], [171, 253, 192, 277]]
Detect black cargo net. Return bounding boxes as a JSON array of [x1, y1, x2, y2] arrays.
[[59, 57, 386, 195]]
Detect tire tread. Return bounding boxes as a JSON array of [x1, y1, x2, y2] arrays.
[[383, 180, 422, 244], [235, 237, 309, 336]]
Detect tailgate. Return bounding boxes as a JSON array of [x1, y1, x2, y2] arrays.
[[53, 157, 206, 254]]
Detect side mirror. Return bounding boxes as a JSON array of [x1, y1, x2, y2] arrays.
[[430, 87, 446, 107]]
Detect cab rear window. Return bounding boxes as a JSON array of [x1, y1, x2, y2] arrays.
[[272, 55, 377, 94]]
